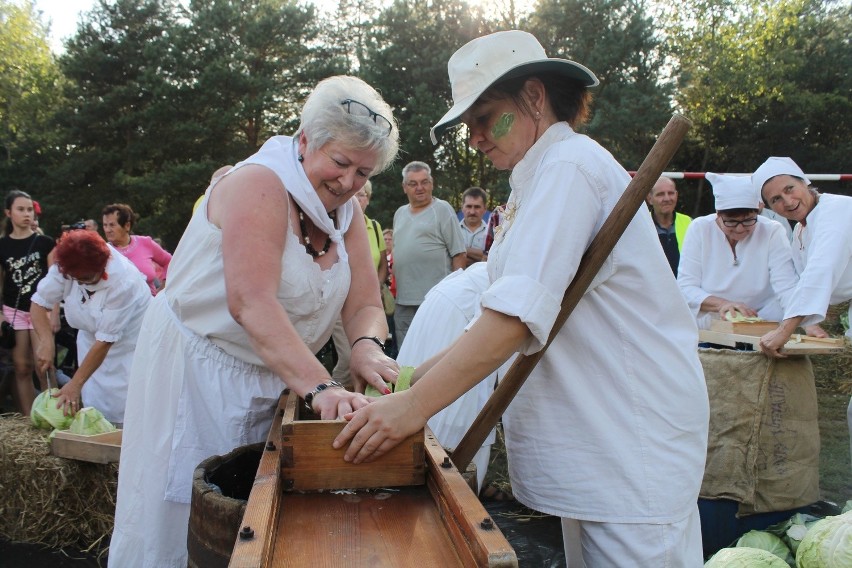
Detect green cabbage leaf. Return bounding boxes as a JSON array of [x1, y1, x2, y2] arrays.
[[67, 407, 116, 435]]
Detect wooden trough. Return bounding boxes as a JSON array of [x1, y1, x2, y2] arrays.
[[228, 392, 517, 567]]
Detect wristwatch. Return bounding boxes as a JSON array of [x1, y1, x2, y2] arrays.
[[303, 380, 344, 412], [351, 335, 385, 350]]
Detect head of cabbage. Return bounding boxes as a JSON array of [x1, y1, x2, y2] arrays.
[[796, 511, 852, 568], [30, 388, 73, 431], [705, 546, 791, 567], [68, 407, 116, 435], [735, 530, 794, 565]]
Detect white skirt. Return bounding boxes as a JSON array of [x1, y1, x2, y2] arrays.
[[109, 293, 283, 568]]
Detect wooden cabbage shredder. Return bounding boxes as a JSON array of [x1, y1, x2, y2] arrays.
[[227, 115, 692, 567]]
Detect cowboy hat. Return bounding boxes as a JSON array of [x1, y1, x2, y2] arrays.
[[430, 30, 599, 144]]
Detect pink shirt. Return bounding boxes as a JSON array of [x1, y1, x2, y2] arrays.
[[114, 235, 172, 295]]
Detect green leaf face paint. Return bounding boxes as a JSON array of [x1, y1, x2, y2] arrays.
[[491, 113, 514, 139]]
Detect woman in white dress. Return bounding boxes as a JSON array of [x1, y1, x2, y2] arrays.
[[753, 156, 852, 467], [109, 76, 400, 568], [30, 229, 151, 426], [755, 157, 852, 353], [335, 31, 709, 566], [677, 172, 799, 330]]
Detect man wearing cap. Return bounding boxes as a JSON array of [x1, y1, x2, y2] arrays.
[[677, 173, 799, 330], [647, 176, 691, 276], [392, 161, 466, 348]]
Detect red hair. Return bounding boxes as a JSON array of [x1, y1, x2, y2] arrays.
[[55, 230, 111, 278]]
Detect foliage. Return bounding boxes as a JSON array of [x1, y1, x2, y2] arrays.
[[42, 0, 328, 246], [358, 0, 493, 226], [0, 0, 65, 195], [526, 0, 674, 170], [0, 0, 847, 242], [665, 0, 852, 215]]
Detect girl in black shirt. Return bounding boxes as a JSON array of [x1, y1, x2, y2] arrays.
[[0, 190, 56, 415]]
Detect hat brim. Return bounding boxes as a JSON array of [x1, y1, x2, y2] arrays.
[[430, 59, 599, 144]]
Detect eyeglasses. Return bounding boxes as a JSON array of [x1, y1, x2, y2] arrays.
[[405, 179, 433, 189], [720, 217, 758, 228], [341, 99, 393, 137], [74, 272, 103, 285]]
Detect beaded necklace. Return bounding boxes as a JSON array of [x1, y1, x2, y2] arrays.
[[295, 202, 336, 257]]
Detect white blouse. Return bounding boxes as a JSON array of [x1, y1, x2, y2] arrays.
[[677, 214, 799, 329], [483, 122, 709, 523], [785, 193, 852, 334], [32, 249, 151, 422]]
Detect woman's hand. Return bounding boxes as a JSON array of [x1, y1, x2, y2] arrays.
[[804, 324, 829, 338], [717, 301, 758, 320], [349, 339, 399, 394], [53, 380, 83, 416], [35, 341, 56, 375], [311, 386, 373, 420], [333, 389, 427, 463], [759, 317, 805, 358]]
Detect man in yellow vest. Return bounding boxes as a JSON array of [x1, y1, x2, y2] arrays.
[[647, 176, 692, 276]]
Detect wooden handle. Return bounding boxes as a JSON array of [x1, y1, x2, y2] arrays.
[[451, 114, 692, 471]]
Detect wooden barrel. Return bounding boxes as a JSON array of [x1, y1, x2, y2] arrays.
[[187, 443, 263, 568]]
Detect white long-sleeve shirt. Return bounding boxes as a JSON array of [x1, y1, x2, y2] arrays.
[[785, 193, 852, 334], [482, 123, 708, 523], [677, 215, 799, 329]]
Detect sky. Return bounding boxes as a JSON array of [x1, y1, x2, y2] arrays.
[[34, 0, 95, 53], [33, 0, 529, 53]]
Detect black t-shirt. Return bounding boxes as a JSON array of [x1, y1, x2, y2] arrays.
[[0, 233, 55, 312]]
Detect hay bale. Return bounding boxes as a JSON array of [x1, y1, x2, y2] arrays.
[[0, 413, 116, 553]]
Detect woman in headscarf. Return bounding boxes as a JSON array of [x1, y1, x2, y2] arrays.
[[677, 173, 799, 329], [754, 156, 852, 354], [109, 75, 400, 568], [31, 229, 151, 426], [753, 156, 852, 472]]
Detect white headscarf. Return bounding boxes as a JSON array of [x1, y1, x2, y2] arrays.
[[752, 157, 811, 197], [231, 136, 355, 264], [706, 173, 759, 210]]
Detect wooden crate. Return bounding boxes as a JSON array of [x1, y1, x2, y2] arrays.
[[51, 430, 122, 464], [230, 394, 517, 567], [279, 391, 425, 491], [709, 319, 779, 336]]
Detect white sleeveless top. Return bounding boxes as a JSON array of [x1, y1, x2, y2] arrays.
[[165, 144, 351, 365]]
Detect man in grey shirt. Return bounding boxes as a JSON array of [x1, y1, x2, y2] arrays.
[[393, 161, 466, 348]]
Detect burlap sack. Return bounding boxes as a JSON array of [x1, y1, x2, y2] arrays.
[[698, 349, 820, 516]]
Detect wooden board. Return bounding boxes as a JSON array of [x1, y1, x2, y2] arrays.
[[51, 429, 122, 464], [699, 330, 846, 354], [709, 319, 779, 336], [230, 395, 517, 567], [280, 392, 425, 491]]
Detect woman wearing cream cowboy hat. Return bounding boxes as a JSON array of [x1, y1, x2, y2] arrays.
[[336, 30, 709, 566]]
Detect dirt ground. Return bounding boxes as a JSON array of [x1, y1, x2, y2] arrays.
[[0, 540, 105, 567]]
